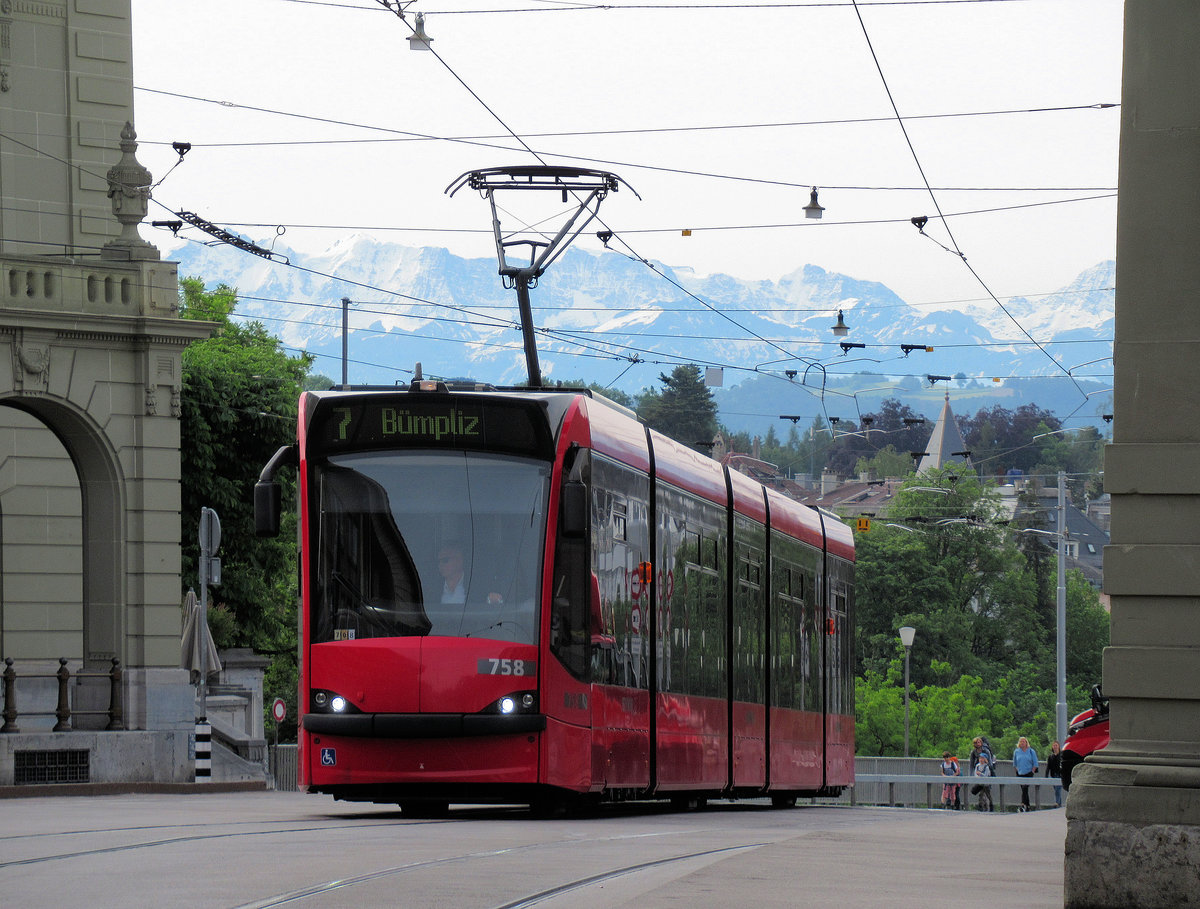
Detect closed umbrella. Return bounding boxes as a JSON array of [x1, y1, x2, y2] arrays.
[[181, 588, 221, 684]]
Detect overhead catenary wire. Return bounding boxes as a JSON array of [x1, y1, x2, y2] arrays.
[[131, 85, 1115, 164], [7, 1, 1113, 417], [847, 0, 1093, 408], [179, 191, 1117, 241], [276, 0, 1047, 13], [133, 86, 1117, 194], [347, 2, 837, 387]]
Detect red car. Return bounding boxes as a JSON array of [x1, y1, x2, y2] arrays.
[[1061, 685, 1110, 791]]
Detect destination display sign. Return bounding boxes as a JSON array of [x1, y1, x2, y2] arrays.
[[306, 393, 554, 459]]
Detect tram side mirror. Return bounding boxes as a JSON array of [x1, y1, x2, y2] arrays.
[[255, 481, 281, 537], [254, 444, 297, 538], [561, 481, 587, 538]]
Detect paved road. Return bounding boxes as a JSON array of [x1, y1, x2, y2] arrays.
[[0, 792, 1067, 908]]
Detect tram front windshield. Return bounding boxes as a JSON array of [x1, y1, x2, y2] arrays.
[[312, 450, 549, 646]]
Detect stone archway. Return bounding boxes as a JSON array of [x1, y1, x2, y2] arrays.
[[0, 397, 120, 668], [0, 245, 214, 737]]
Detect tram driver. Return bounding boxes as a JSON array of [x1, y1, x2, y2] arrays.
[[437, 542, 468, 604], [436, 542, 504, 606]]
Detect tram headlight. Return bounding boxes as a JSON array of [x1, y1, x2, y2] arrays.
[[484, 691, 538, 715], [310, 689, 359, 714]]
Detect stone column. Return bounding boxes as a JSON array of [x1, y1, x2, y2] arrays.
[[1064, 3, 1200, 906]]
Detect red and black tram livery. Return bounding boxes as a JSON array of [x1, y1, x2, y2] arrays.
[[256, 383, 854, 811]]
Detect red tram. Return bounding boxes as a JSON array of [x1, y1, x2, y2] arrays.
[[256, 383, 854, 812]]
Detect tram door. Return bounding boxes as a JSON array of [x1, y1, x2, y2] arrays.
[[588, 459, 652, 790]]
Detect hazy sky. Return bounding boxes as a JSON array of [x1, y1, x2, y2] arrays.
[[130, 0, 1123, 309]]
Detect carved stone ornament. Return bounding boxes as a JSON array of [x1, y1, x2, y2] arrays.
[[14, 342, 50, 392], [170, 384, 183, 418], [145, 384, 159, 416], [102, 123, 160, 261]]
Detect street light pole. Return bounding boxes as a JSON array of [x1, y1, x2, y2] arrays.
[[899, 626, 916, 757], [341, 296, 350, 388], [1056, 471, 1068, 745]]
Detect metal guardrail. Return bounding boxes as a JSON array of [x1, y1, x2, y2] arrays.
[[261, 750, 1062, 809], [852, 773, 1061, 810], [270, 744, 298, 792]]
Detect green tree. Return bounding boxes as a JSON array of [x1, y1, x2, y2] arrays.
[[1065, 570, 1109, 685], [856, 469, 1052, 688], [856, 659, 1013, 757], [636, 364, 719, 451], [555, 378, 635, 409], [960, 404, 1061, 478], [853, 525, 956, 679], [853, 444, 913, 479], [180, 277, 311, 740]]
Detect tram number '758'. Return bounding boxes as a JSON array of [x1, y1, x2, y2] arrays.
[[477, 658, 535, 677]]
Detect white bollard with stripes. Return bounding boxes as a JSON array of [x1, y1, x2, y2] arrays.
[[195, 719, 212, 782]]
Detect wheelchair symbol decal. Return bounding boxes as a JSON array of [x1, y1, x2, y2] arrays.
[[320, 747, 336, 766]]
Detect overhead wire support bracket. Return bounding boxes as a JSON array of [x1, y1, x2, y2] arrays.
[[446, 165, 638, 388], [175, 211, 286, 262]]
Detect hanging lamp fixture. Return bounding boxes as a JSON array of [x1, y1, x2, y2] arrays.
[[408, 12, 433, 50], [803, 186, 825, 220]]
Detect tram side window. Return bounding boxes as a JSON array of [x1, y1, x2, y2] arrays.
[[591, 457, 651, 690], [667, 529, 700, 694], [550, 455, 591, 680], [828, 584, 851, 715], [802, 570, 819, 712], [733, 544, 766, 704], [771, 568, 797, 711], [660, 482, 726, 702]]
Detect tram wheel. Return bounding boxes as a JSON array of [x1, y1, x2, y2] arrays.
[[530, 791, 594, 818], [770, 794, 798, 809], [670, 794, 708, 812]]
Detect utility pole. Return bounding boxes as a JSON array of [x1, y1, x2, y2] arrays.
[[1056, 470, 1067, 746], [341, 296, 350, 388]]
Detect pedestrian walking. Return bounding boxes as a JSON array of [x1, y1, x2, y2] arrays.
[[1046, 740, 1064, 808], [972, 749, 994, 811], [1013, 736, 1039, 811], [940, 751, 961, 809]]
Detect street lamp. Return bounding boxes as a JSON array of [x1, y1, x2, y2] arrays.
[[1016, 469, 1069, 745], [899, 625, 916, 757], [1055, 471, 1068, 746], [340, 297, 352, 388]]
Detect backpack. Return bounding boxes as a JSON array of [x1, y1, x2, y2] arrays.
[[979, 737, 997, 776]]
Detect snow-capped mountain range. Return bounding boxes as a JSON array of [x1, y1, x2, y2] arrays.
[[168, 235, 1114, 433]]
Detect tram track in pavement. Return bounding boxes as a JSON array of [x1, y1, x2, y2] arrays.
[[490, 844, 765, 909], [0, 816, 439, 869], [0, 803, 573, 868], [1, 801, 770, 905], [232, 841, 767, 909]]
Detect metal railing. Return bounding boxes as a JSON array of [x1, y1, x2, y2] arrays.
[[1, 657, 125, 733], [270, 744, 298, 791], [261, 748, 1063, 808], [851, 773, 1061, 810]]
